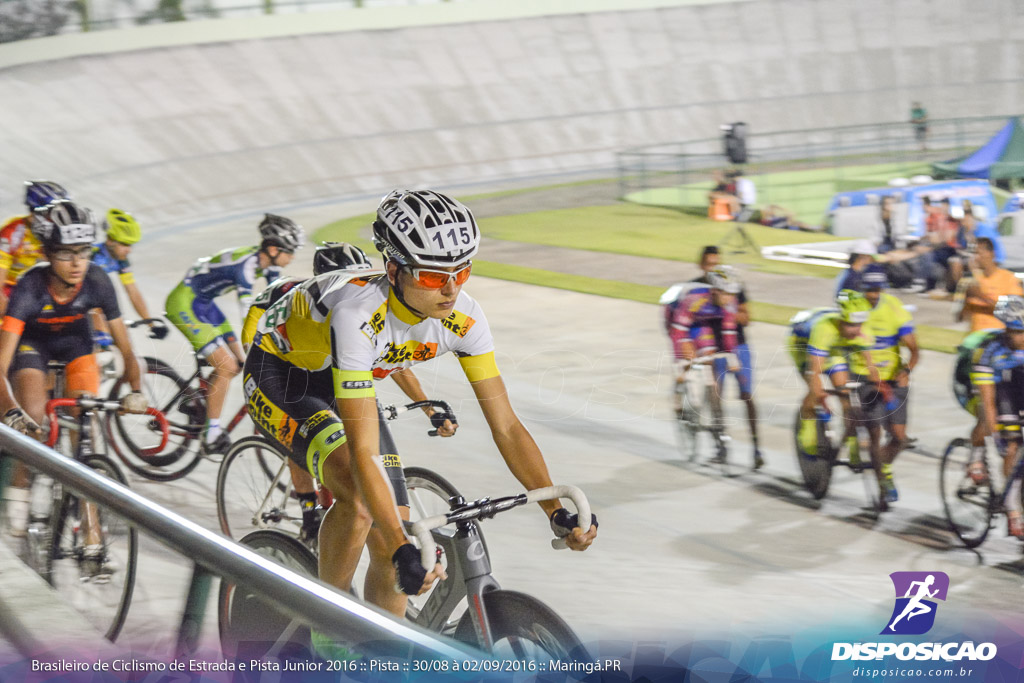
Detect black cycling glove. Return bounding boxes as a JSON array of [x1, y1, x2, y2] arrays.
[[549, 508, 598, 539], [148, 323, 170, 340], [429, 410, 458, 431], [392, 543, 427, 595]]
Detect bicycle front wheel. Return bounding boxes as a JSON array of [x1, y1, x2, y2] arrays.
[[47, 455, 137, 642], [673, 383, 701, 462], [793, 413, 834, 500], [216, 436, 298, 540], [940, 438, 993, 548], [453, 590, 588, 662], [106, 356, 203, 481], [218, 529, 318, 659]]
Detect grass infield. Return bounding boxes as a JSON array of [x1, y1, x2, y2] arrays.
[[313, 200, 958, 353]]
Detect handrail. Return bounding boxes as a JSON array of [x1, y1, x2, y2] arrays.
[[0, 425, 476, 661]]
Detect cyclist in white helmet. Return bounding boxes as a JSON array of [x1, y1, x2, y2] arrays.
[[243, 190, 598, 618], [240, 242, 451, 546]]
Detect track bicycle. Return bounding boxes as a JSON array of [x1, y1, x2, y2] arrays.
[[106, 318, 250, 481], [675, 352, 738, 475], [21, 360, 168, 641], [940, 427, 1024, 549], [793, 380, 888, 512], [215, 400, 460, 547], [218, 478, 591, 662]]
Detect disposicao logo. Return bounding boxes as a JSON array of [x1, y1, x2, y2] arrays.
[[831, 571, 997, 662], [882, 571, 948, 635]]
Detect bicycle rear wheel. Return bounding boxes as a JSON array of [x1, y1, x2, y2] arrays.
[[454, 590, 588, 662], [940, 438, 993, 548], [47, 455, 137, 642], [793, 412, 834, 500], [218, 529, 318, 660], [106, 356, 203, 481], [216, 437, 298, 540]]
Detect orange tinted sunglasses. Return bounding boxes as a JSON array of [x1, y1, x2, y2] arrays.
[[408, 262, 472, 289]]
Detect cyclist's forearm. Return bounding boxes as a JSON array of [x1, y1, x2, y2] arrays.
[[125, 283, 151, 320], [351, 452, 408, 548], [339, 396, 407, 549], [903, 334, 920, 372], [492, 422, 558, 516], [108, 319, 142, 391], [390, 369, 431, 414]]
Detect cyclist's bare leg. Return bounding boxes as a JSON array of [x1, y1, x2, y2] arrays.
[[741, 391, 759, 444], [827, 369, 854, 437], [1001, 437, 1019, 480], [318, 443, 372, 594], [204, 345, 241, 427], [8, 368, 48, 489], [882, 422, 907, 465], [363, 506, 411, 617], [287, 460, 315, 495]]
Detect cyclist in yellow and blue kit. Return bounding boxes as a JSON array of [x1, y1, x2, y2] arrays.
[[861, 265, 918, 502], [244, 190, 597, 619], [241, 241, 456, 544], [791, 290, 895, 499], [953, 295, 1024, 536], [166, 214, 303, 455], [89, 209, 169, 352]]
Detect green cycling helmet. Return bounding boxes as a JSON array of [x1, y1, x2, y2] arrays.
[[836, 289, 872, 324], [105, 209, 141, 245]]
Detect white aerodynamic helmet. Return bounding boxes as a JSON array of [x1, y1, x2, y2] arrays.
[[372, 189, 480, 268]]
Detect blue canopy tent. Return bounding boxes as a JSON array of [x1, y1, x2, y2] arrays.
[[933, 117, 1024, 180]]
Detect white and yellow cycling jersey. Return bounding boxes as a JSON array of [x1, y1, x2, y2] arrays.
[[253, 272, 499, 398]]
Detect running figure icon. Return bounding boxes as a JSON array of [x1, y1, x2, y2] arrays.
[[882, 571, 949, 635], [888, 575, 937, 631]]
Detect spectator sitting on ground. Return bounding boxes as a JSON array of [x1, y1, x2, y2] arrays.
[[708, 170, 738, 215], [835, 239, 877, 297], [758, 205, 815, 231], [957, 237, 1024, 331]]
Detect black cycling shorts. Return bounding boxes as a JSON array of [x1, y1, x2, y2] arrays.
[[242, 346, 408, 507]]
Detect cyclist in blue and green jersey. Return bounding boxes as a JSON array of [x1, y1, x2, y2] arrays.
[[166, 214, 303, 454], [952, 295, 1024, 536]]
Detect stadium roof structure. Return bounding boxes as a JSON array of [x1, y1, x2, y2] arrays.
[[933, 117, 1024, 180]]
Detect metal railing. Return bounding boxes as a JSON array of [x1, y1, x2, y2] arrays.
[[0, 424, 475, 660], [617, 115, 1019, 224]]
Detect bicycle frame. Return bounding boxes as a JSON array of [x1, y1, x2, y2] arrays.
[[230, 399, 452, 534], [154, 355, 249, 439], [409, 485, 590, 651]]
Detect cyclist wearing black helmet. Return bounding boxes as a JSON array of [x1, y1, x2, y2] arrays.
[[165, 213, 303, 455], [0, 200, 147, 538]]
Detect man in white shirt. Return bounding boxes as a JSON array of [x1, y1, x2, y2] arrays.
[[733, 170, 757, 222]]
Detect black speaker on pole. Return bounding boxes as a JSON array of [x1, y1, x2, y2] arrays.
[[721, 121, 748, 164]]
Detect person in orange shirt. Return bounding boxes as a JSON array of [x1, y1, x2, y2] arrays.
[[959, 238, 1024, 332], [0, 181, 70, 314]]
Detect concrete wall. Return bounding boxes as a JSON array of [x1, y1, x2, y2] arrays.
[[0, 0, 1022, 227]]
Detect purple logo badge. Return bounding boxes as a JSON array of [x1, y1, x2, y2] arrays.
[[881, 572, 949, 635]]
